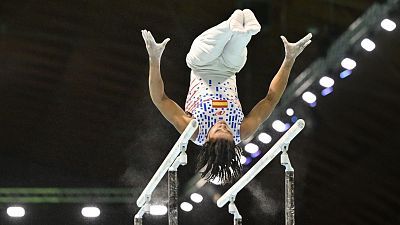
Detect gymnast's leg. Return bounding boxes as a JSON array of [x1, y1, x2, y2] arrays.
[[186, 10, 245, 69], [221, 9, 261, 73]]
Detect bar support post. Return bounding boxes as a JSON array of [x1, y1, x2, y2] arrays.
[[228, 196, 242, 225], [168, 169, 178, 225], [281, 143, 295, 225], [134, 200, 150, 225], [168, 143, 188, 225]]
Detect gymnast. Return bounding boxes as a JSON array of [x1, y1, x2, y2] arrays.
[[141, 9, 311, 184]]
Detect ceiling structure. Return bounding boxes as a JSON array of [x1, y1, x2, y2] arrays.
[[0, 0, 399, 225]]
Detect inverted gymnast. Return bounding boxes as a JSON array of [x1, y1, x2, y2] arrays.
[[142, 9, 312, 185]]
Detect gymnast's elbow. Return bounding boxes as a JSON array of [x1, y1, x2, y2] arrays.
[[150, 92, 168, 106]]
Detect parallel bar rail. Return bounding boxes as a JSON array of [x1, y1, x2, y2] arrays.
[[217, 119, 305, 208], [136, 120, 198, 208], [134, 120, 198, 225]]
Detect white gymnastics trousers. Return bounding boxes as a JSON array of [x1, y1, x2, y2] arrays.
[[186, 19, 253, 78]]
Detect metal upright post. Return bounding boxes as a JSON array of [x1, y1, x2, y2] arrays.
[[134, 217, 142, 225], [168, 143, 188, 225], [134, 201, 149, 225], [233, 218, 242, 225], [281, 144, 295, 225], [228, 197, 242, 225], [168, 169, 178, 225], [234, 217, 243, 225], [285, 169, 295, 225]]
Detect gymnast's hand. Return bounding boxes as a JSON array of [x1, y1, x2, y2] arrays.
[[280, 33, 312, 61], [141, 30, 170, 61]]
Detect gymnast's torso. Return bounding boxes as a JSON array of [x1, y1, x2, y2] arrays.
[[184, 70, 244, 145]]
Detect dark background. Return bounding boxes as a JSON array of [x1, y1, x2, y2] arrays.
[[0, 0, 399, 224]]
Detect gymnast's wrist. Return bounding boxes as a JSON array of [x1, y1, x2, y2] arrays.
[[283, 57, 295, 67], [149, 57, 161, 65]]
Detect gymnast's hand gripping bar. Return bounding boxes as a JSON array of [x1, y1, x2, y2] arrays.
[[217, 119, 305, 208], [136, 119, 198, 208]]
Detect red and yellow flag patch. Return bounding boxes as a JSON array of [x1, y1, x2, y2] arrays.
[[212, 100, 228, 108]]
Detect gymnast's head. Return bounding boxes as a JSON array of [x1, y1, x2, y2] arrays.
[[196, 120, 243, 185]]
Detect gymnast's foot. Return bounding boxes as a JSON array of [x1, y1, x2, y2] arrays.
[[243, 9, 261, 35], [229, 9, 245, 33]]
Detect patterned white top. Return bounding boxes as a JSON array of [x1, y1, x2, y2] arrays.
[[184, 71, 244, 146]]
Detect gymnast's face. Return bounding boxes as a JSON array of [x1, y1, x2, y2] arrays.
[[207, 120, 234, 141]]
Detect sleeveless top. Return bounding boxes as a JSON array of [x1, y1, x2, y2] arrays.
[[184, 71, 244, 146]]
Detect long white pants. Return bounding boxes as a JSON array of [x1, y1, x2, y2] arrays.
[[186, 20, 252, 78]]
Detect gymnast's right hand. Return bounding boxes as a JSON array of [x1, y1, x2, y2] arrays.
[[141, 30, 170, 61]]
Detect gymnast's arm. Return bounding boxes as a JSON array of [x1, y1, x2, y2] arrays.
[[240, 33, 312, 140], [142, 30, 191, 134], [240, 58, 294, 140]]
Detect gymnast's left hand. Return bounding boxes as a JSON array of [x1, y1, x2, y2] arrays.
[[141, 29, 170, 61], [280, 33, 312, 61]]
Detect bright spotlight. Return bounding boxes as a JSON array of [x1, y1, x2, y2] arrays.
[[272, 120, 287, 132], [244, 143, 259, 154], [7, 207, 25, 218], [150, 205, 167, 216], [81, 207, 100, 218], [341, 58, 356, 70], [302, 91, 317, 104], [286, 108, 294, 116], [340, 70, 352, 79], [180, 202, 193, 212], [190, 193, 203, 203], [321, 87, 333, 96], [361, 38, 375, 51], [244, 157, 252, 165], [381, 19, 396, 31], [251, 150, 261, 158], [258, 132, 272, 144], [319, 76, 334, 88], [240, 155, 247, 164]]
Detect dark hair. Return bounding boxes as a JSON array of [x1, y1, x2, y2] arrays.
[[196, 138, 243, 185]]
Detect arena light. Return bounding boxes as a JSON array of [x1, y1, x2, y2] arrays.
[[244, 143, 259, 154], [258, 132, 272, 144], [240, 155, 247, 164], [341, 58, 356, 70], [7, 207, 25, 218], [361, 38, 375, 51], [321, 87, 333, 96], [319, 76, 335, 88], [81, 207, 100, 218], [340, 70, 352, 79], [272, 120, 286, 132], [381, 19, 396, 31], [244, 157, 252, 165], [302, 91, 317, 104], [180, 202, 193, 212], [190, 193, 203, 203], [250, 150, 261, 158], [286, 108, 294, 116], [149, 205, 167, 216]]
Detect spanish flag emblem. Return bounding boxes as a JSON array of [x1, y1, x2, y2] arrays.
[[212, 100, 228, 108]]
